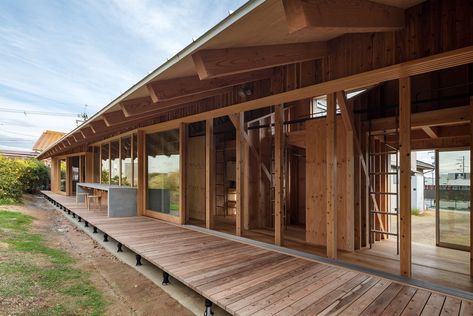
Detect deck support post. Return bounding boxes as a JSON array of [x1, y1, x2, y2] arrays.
[[93, 227, 97, 234], [162, 271, 170, 285], [399, 77, 412, 277], [204, 299, 214, 316], [67, 209, 71, 215], [103, 233, 108, 242], [117, 242, 122, 252], [135, 254, 142, 266], [72, 213, 76, 218], [78, 216, 82, 223], [84, 221, 88, 227]]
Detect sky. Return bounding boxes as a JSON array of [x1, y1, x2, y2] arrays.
[[0, 0, 247, 151]]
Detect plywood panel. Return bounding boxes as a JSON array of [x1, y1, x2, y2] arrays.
[[306, 116, 354, 251], [187, 136, 206, 221]]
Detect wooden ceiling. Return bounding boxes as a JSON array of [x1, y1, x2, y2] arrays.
[[39, 0, 429, 159]]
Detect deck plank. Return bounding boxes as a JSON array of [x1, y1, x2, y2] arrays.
[[41, 191, 472, 316]]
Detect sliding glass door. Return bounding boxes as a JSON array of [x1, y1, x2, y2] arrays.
[[146, 129, 181, 217], [436, 150, 470, 250]]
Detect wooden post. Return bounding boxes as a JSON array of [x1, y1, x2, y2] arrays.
[[346, 128, 354, 251], [470, 96, 473, 276], [274, 104, 284, 246], [180, 123, 187, 225], [326, 93, 337, 259], [137, 130, 145, 216], [399, 77, 411, 277], [235, 113, 244, 236], [205, 119, 215, 229]]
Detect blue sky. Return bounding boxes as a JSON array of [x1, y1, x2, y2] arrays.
[[0, 0, 246, 150]]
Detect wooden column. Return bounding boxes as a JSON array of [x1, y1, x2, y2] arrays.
[[399, 77, 412, 277], [179, 123, 187, 225], [470, 96, 473, 276], [274, 104, 284, 246], [235, 113, 244, 236], [137, 130, 145, 216], [326, 93, 337, 259], [205, 119, 215, 229]]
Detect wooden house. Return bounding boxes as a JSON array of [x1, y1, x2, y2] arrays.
[[39, 0, 473, 313]]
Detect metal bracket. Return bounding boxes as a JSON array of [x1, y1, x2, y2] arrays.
[[136, 254, 142, 266], [204, 299, 214, 316], [162, 272, 170, 285], [117, 242, 123, 252]]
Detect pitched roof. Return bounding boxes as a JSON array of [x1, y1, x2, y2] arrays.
[[32, 130, 65, 152]]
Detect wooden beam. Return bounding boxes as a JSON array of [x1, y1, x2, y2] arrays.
[[88, 120, 107, 134], [205, 119, 215, 229], [370, 106, 470, 134], [102, 110, 127, 127], [282, 0, 404, 34], [120, 97, 153, 117], [422, 126, 438, 139], [326, 93, 337, 259], [399, 77, 411, 277], [274, 104, 285, 246], [410, 136, 470, 150], [146, 69, 272, 102], [192, 42, 327, 79], [235, 113, 244, 237], [138, 46, 473, 131]]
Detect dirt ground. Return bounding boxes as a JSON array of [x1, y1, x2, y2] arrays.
[[410, 209, 470, 246], [1, 194, 193, 316]]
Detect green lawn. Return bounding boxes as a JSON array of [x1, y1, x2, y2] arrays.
[[0, 210, 107, 315]]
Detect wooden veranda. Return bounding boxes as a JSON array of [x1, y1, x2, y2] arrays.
[[42, 191, 473, 316]]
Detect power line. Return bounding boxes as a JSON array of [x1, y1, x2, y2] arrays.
[[0, 107, 79, 117]]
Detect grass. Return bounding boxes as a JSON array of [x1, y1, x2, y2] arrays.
[[0, 210, 107, 315], [0, 197, 20, 205], [411, 208, 421, 216]]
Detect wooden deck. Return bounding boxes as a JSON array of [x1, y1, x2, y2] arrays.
[[41, 191, 473, 316]]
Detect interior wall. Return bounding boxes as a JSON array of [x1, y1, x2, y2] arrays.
[[305, 116, 355, 252], [186, 135, 206, 221]]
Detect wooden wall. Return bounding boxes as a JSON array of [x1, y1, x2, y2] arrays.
[[324, 0, 473, 81], [186, 135, 206, 221], [305, 117, 355, 252]]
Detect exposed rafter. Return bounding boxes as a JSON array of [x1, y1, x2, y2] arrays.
[[88, 120, 108, 134], [282, 0, 404, 34], [146, 69, 272, 102], [102, 110, 127, 127], [192, 42, 327, 79]]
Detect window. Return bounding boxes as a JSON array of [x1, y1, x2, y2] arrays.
[[110, 140, 120, 184], [121, 136, 132, 186], [146, 129, 180, 216], [59, 159, 67, 192], [101, 143, 110, 184]]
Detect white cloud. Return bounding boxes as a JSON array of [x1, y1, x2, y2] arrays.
[[0, 0, 248, 150]]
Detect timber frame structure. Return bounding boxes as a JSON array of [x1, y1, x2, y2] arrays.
[[39, 0, 473, 306]]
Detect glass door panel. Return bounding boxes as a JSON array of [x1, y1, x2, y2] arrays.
[[437, 150, 470, 250]]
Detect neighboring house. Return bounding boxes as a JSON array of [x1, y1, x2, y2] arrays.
[[0, 149, 37, 160], [32, 130, 65, 166], [389, 153, 434, 213]]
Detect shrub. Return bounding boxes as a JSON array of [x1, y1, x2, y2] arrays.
[[0, 156, 23, 202], [19, 159, 49, 193], [0, 155, 49, 202], [411, 208, 421, 216]]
